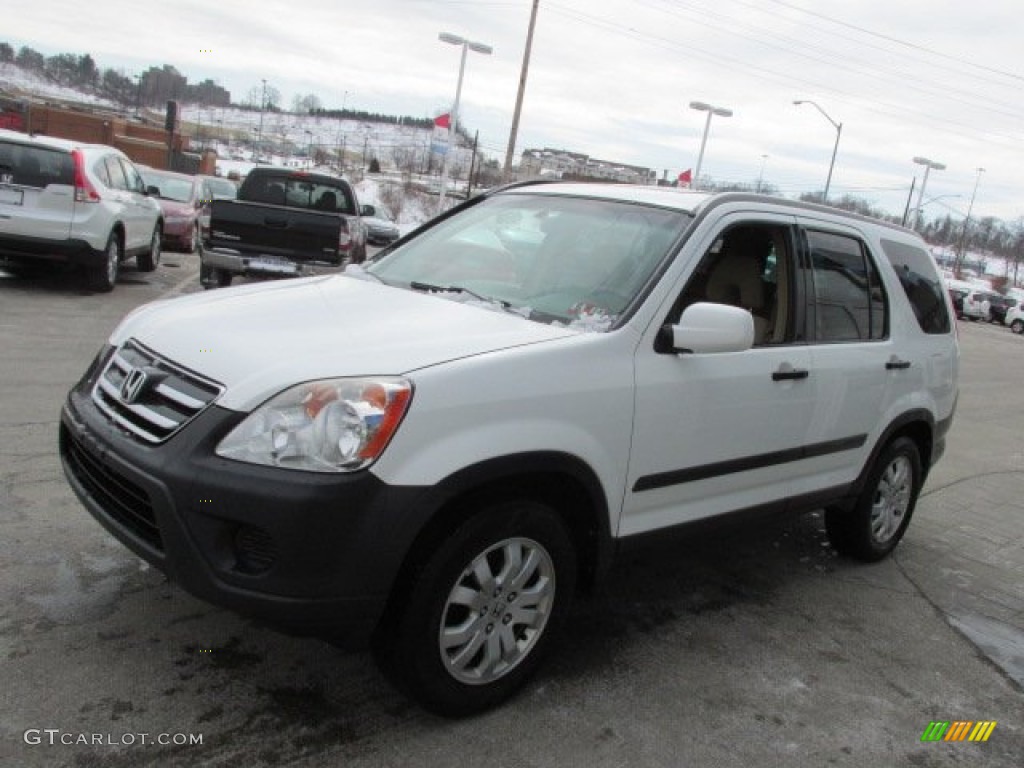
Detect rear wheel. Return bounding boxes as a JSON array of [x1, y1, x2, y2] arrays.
[[136, 224, 162, 272], [1010, 319, 1023, 334], [375, 499, 576, 717], [87, 231, 121, 292], [826, 437, 922, 562]]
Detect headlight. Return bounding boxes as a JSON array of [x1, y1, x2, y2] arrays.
[[216, 377, 413, 472]]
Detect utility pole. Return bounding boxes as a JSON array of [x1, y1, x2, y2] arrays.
[[256, 78, 267, 165], [467, 130, 479, 198], [504, 0, 539, 181]]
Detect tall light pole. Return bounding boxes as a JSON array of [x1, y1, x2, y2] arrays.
[[305, 130, 314, 169], [793, 99, 842, 203], [689, 101, 732, 191], [756, 154, 768, 193], [955, 167, 985, 273], [256, 78, 267, 165], [912, 156, 946, 231], [437, 32, 492, 213]]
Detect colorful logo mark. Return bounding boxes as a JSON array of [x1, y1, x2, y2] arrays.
[[921, 721, 997, 742]]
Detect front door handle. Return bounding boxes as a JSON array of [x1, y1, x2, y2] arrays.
[[886, 358, 911, 370]]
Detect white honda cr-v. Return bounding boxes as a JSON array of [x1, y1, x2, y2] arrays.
[[0, 128, 163, 291], [60, 182, 959, 715]]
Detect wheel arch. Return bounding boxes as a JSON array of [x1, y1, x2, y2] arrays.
[[378, 451, 614, 636], [848, 410, 935, 506]]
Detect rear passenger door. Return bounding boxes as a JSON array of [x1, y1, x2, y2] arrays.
[[790, 219, 897, 497]]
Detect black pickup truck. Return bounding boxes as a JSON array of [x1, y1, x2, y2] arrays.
[[200, 167, 368, 288]]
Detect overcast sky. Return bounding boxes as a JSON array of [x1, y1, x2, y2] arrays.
[[6, 0, 1022, 223]]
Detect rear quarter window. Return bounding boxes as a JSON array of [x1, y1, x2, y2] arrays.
[[880, 238, 951, 334]]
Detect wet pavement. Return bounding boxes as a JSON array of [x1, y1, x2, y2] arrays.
[[0, 256, 1021, 766]]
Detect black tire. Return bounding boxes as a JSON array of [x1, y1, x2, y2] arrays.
[[200, 265, 232, 289], [375, 499, 577, 717], [87, 231, 121, 292], [1011, 319, 1024, 335], [136, 224, 162, 272], [825, 437, 922, 562]]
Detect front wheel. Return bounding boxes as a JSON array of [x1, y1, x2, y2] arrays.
[[376, 499, 576, 717], [1010, 319, 1024, 334], [825, 437, 922, 562]]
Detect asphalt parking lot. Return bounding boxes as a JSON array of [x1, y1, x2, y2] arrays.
[[1, 252, 1021, 767]]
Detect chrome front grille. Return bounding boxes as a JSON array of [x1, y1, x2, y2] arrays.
[[91, 340, 223, 443]]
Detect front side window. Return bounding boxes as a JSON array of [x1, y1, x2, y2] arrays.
[[806, 230, 887, 342], [365, 193, 691, 331], [672, 222, 796, 346]]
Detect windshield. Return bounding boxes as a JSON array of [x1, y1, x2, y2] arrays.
[[141, 171, 194, 203], [365, 193, 690, 331]]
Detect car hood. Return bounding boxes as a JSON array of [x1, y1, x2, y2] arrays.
[[155, 199, 194, 218], [110, 275, 577, 411]]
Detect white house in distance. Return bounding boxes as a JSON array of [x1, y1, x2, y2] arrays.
[[520, 147, 656, 185]]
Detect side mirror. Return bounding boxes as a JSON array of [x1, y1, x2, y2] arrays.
[[146, 185, 160, 197], [360, 204, 376, 217], [661, 302, 754, 354]]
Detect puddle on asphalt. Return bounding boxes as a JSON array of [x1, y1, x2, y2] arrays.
[[948, 612, 1024, 687]]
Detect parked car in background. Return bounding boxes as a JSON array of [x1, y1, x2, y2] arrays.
[[989, 294, 1018, 325], [0, 128, 163, 291], [961, 290, 993, 322], [360, 202, 401, 245], [1006, 304, 1024, 334], [201, 167, 367, 287], [138, 167, 212, 253], [948, 288, 967, 319], [200, 174, 238, 201]]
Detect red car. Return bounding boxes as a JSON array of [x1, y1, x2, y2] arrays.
[[138, 168, 213, 253]]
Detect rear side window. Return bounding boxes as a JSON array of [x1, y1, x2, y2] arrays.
[[880, 238, 951, 334], [103, 156, 129, 190], [806, 230, 887, 342], [0, 142, 73, 188]]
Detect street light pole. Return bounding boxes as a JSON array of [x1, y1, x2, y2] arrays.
[[793, 99, 842, 203], [689, 101, 732, 191], [756, 154, 768, 193], [955, 167, 985, 273], [912, 156, 947, 231], [305, 130, 313, 169], [437, 32, 492, 214]]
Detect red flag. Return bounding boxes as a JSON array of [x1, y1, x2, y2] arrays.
[[677, 169, 692, 186], [434, 113, 451, 129]]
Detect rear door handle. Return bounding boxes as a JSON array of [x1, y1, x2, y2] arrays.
[[772, 366, 809, 381], [886, 358, 911, 370]]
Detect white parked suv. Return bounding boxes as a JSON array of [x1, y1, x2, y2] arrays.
[[0, 129, 163, 291], [59, 183, 959, 715], [961, 289, 993, 322], [1007, 304, 1024, 334]]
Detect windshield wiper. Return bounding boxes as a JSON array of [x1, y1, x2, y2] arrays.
[[409, 280, 512, 309]]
